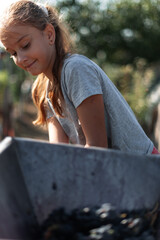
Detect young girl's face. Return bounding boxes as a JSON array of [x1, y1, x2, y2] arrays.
[[1, 24, 55, 77]]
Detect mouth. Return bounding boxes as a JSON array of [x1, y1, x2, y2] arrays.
[[25, 60, 36, 70]]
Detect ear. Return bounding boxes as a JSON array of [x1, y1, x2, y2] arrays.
[[44, 23, 56, 45]]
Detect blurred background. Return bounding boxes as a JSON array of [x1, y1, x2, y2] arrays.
[[0, 0, 160, 149]]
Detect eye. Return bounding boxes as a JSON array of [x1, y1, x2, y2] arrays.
[[22, 42, 30, 50]]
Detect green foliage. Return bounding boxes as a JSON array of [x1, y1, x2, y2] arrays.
[[103, 58, 154, 125], [1, 54, 31, 102], [10, 68, 29, 101], [57, 0, 160, 65], [0, 70, 8, 85], [0, 70, 8, 102]]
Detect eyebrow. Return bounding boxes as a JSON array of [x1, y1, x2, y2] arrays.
[[6, 34, 29, 51], [17, 34, 29, 43]]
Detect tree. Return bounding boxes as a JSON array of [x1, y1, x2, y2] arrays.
[[56, 0, 160, 65]]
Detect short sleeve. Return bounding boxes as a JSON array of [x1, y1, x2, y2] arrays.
[[63, 57, 103, 108], [44, 102, 54, 120]]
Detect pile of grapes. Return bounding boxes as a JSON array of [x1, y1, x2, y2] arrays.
[[39, 203, 159, 240]]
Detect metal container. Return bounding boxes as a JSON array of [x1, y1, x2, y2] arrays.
[[0, 137, 160, 239]]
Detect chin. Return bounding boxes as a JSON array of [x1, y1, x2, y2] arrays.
[[30, 72, 39, 76], [28, 70, 42, 76]]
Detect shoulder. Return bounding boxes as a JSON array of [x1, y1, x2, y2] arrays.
[[63, 54, 97, 74], [64, 54, 92, 65]]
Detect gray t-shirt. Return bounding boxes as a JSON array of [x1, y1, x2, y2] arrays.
[[46, 54, 153, 154]]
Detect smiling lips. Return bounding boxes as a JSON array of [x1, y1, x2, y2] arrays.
[[25, 60, 36, 69]]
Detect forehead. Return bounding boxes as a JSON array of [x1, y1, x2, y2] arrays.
[[1, 24, 32, 39], [1, 24, 41, 48]]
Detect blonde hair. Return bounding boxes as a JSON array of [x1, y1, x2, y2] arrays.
[[0, 0, 75, 125]]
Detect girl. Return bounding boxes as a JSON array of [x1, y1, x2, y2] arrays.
[[0, 0, 159, 155]]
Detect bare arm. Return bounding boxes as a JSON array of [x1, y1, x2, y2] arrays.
[[47, 117, 69, 144], [76, 94, 108, 148]]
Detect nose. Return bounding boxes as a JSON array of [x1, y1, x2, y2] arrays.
[[15, 52, 27, 67]]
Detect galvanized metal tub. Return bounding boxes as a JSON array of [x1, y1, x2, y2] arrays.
[[0, 137, 160, 239]]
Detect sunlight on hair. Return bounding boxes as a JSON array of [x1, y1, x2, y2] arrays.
[[0, 0, 56, 48], [0, 0, 56, 15]]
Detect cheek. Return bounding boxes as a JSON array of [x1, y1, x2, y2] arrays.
[[40, 42, 51, 56], [38, 50, 48, 62]]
